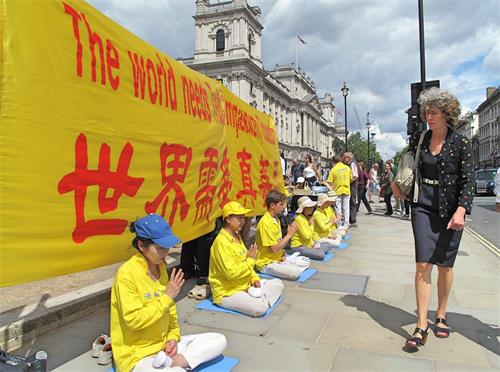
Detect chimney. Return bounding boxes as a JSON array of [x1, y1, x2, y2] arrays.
[[486, 87, 496, 98]]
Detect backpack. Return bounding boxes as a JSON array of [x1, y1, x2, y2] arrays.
[[394, 131, 426, 199]]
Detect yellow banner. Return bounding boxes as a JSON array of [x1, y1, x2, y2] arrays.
[[0, 0, 282, 287]]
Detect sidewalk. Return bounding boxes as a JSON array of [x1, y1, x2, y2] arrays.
[[4, 202, 500, 371]]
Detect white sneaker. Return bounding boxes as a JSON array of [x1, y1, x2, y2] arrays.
[[91, 334, 109, 358], [97, 343, 112, 365]]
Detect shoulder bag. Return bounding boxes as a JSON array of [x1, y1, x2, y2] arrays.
[[394, 131, 426, 200]]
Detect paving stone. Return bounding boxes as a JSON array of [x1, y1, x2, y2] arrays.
[[331, 347, 435, 372], [181, 303, 290, 337]]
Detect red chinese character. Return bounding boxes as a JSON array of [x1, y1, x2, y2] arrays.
[[235, 148, 257, 206], [273, 159, 281, 189], [258, 156, 273, 205], [145, 143, 192, 226], [194, 147, 218, 223], [217, 147, 232, 208], [57, 133, 144, 243]]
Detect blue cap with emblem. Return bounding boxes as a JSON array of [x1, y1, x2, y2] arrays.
[[134, 214, 181, 249]]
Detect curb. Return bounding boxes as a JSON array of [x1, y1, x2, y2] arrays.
[[0, 279, 113, 352]]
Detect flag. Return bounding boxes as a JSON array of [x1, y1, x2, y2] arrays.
[[297, 34, 306, 44]]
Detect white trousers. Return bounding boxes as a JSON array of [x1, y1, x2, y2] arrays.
[[261, 259, 309, 280], [220, 278, 283, 317], [133, 332, 227, 371], [335, 195, 350, 226]]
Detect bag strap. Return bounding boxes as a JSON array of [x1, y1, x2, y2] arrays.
[[412, 130, 427, 203]]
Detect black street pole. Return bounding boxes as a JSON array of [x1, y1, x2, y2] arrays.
[[341, 82, 349, 152], [344, 96, 348, 152], [418, 0, 427, 130]]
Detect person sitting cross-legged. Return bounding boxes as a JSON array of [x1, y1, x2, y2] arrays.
[[255, 190, 310, 280], [208, 201, 284, 317], [290, 196, 334, 260], [313, 193, 343, 247], [110, 214, 227, 372]]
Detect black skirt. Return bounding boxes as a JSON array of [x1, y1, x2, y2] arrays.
[[411, 206, 463, 267]]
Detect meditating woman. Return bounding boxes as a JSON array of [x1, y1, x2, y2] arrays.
[[209, 201, 284, 317], [290, 196, 334, 260], [110, 214, 227, 372]]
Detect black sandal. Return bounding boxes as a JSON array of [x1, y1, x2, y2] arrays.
[[405, 326, 429, 352], [434, 317, 450, 338]]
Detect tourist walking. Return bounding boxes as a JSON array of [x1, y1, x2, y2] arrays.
[[357, 162, 373, 214], [381, 162, 394, 215], [396, 88, 474, 352]]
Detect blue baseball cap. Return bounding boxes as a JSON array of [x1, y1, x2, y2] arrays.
[[134, 214, 181, 249]]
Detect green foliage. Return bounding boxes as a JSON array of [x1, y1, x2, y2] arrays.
[[331, 132, 381, 166], [393, 145, 409, 167]]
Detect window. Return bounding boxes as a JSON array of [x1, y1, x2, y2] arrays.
[[248, 34, 252, 56], [216, 30, 225, 51]]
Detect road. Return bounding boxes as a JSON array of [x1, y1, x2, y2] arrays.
[[466, 195, 499, 257]]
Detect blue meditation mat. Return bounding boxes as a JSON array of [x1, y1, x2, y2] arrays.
[[194, 355, 240, 371], [258, 267, 317, 283], [323, 252, 335, 262], [196, 296, 283, 318], [342, 234, 351, 240], [337, 242, 349, 250], [107, 356, 239, 372]]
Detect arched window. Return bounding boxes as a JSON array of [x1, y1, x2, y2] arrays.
[[216, 29, 225, 51]]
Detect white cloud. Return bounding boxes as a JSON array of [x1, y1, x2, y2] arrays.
[[87, 0, 500, 159]]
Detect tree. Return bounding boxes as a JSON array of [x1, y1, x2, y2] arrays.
[[331, 132, 381, 166], [393, 145, 409, 167]]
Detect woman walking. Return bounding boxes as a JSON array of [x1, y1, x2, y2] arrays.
[[356, 162, 373, 214], [397, 88, 474, 352], [381, 162, 394, 215]]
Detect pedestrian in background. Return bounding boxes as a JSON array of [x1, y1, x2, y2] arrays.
[[368, 163, 380, 203], [381, 162, 394, 215], [357, 162, 373, 214], [291, 159, 304, 185], [397, 87, 474, 352], [327, 155, 352, 226], [343, 152, 358, 225], [303, 155, 321, 186]]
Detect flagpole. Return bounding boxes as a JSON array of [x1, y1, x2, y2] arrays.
[[295, 34, 298, 70]]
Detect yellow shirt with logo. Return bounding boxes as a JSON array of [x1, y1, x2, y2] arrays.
[[325, 206, 337, 234], [209, 228, 260, 304], [327, 162, 352, 195], [110, 252, 180, 372], [313, 207, 334, 240], [255, 211, 283, 271], [290, 214, 315, 248]]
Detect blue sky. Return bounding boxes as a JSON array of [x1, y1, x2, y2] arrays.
[[87, 0, 500, 158]]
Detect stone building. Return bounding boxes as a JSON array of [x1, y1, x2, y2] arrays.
[[476, 86, 500, 168], [179, 0, 342, 175]]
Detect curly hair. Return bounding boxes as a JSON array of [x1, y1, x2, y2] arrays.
[[417, 87, 461, 126]]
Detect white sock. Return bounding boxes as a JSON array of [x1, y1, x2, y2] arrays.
[[152, 351, 172, 369]]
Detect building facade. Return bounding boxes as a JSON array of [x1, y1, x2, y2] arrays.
[[179, 0, 342, 175], [476, 87, 500, 169]]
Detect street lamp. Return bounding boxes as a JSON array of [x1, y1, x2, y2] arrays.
[[370, 132, 376, 168], [341, 82, 349, 152], [366, 112, 371, 166]]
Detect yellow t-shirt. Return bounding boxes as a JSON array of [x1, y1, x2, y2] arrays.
[[313, 207, 334, 240], [209, 228, 260, 304], [327, 162, 352, 195], [325, 206, 337, 234], [110, 252, 180, 372], [255, 211, 283, 271], [290, 214, 314, 248]]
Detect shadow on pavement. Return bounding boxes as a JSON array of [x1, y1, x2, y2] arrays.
[[340, 294, 414, 339], [340, 294, 500, 356]]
